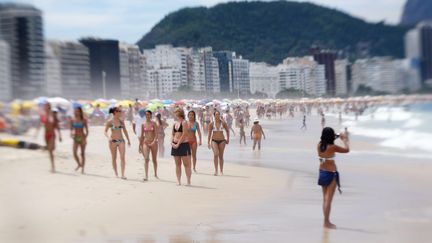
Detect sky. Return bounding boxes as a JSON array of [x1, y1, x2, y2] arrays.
[[1, 0, 407, 43]]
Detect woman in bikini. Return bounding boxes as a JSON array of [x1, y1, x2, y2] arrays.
[[41, 103, 62, 173], [187, 111, 202, 173], [70, 106, 88, 174], [140, 110, 159, 181], [207, 110, 230, 176], [171, 109, 192, 186], [317, 127, 350, 229], [104, 107, 131, 179], [155, 113, 168, 157]]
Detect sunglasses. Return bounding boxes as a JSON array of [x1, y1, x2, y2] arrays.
[[114, 110, 121, 113]]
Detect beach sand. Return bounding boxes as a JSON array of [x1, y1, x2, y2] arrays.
[[1, 113, 432, 243]]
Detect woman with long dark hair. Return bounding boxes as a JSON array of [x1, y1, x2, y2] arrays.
[[187, 110, 202, 172], [70, 107, 89, 174], [317, 127, 350, 229], [104, 107, 131, 179], [139, 110, 159, 181], [207, 110, 230, 176], [171, 109, 192, 185]]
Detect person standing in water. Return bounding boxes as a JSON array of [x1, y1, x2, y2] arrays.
[[187, 111, 202, 173], [317, 127, 350, 229], [105, 107, 131, 179], [155, 113, 168, 157], [70, 106, 89, 174], [40, 103, 62, 173], [140, 110, 159, 181], [171, 109, 192, 185], [239, 119, 247, 145], [207, 110, 230, 176], [251, 119, 266, 150]]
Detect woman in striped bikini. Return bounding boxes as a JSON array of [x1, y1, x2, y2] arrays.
[[105, 107, 131, 179], [70, 106, 89, 174]]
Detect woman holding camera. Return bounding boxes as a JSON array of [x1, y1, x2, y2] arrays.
[[317, 127, 350, 229]]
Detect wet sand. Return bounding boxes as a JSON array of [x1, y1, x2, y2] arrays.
[[1, 113, 432, 242]]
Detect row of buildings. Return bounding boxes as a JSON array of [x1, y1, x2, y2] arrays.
[[0, 3, 430, 101]]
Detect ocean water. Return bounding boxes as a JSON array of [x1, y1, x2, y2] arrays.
[[341, 102, 432, 155]]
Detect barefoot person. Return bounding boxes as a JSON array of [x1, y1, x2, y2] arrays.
[[155, 113, 168, 157], [139, 110, 159, 181], [104, 107, 131, 179], [40, 103, 62, 173], [239, 119, 246, 145], [250, 119, 266, 150], [207, 110, 230, 176], [70, 106, 89, 174], [317, 127, 350, 229], [132, 108, 146, 153], [187, 111, 202, 172], [171, 109, 192, 185]]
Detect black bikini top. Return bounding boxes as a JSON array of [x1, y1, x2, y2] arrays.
[[173, 122, 183, 133]]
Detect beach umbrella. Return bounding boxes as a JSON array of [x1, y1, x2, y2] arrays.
[[175, 100, 185, 106], [162, 99, 173, 105], [117, 100, 134, 107]]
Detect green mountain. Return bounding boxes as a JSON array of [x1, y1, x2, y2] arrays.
[[137, 1, 407, 64]]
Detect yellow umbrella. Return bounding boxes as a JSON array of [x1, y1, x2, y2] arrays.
[[117, 100, 134, 107]]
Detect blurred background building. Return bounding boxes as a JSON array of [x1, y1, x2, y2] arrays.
[[0, 3, 44, 99]]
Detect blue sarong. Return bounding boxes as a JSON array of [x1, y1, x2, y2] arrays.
[[318, 170, 342, 194]]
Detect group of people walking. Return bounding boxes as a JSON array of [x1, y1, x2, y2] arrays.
[[38, 101, 349, 229], [39, 103, 243, 186]]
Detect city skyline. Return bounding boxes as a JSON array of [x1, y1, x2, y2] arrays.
[[3, 0, 406, 43]]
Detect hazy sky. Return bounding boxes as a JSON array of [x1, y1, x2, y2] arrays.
[[3, 0, 406, 43]]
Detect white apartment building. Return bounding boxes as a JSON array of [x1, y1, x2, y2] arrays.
[[44, 42, 61, 97], [0, 39, 11, 101], [147, 68, 181, 98], [189, 48, 206, 92], [232, 57, 250, 95], [119, 45, 131, 99], [119, 44, 146, 99], [202, 47, 221, 93], [335, 59, 349, 96], [47, 41, 91, 99], [279, 56, 326, 96], [352, 57, 420, 94], [249, 62, 279, 98], [143, 45, 186, 97]]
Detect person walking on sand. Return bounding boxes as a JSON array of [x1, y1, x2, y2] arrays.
[[317, 127, 350, 229], [301, 114, 307, 131], [105, 107, 131, 179], [140, 110, 159, 181], [132, 108, 146, 154], [251, 119, 265, 150], [239, 119, 247, 145], [70, 106, 88, 174], [39, 103, 62, 173], [171, 109, 192, 186], [187, 111, 202, 173], [207, 110, 230, 176], [155, 113, 168, 157]]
